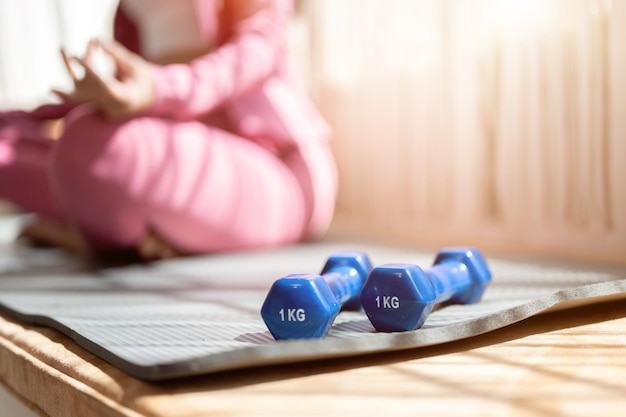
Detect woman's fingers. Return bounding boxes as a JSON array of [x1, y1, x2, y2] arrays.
[[53, 54, 113, 105], [53, 39, 153, 119], [98, 39, 131, 60], [83, 38, 98, 67], [98, 39, 138, 74], [60, 41, 107, 85], [60, 48, 80, 84], [51, 88, 73, 103], [76, 56, 108, 89]]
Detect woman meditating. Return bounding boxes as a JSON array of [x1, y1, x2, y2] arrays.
[[0, 0, 337, 260]]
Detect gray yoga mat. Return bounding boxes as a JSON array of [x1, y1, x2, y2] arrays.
[[0, 216, 625, 381]]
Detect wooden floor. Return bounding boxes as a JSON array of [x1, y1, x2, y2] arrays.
[[1, 298, 625, 417]]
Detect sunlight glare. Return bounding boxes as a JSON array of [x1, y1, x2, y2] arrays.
[[487, 0, 553, 40]]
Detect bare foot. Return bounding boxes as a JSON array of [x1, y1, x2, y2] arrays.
[[18, 217, 89, 256], [19, 217, 183, 262], [137, 228, 183, 261]]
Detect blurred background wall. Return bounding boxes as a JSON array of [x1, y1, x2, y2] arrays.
[[297, 0, 625, 263], [1, 0, 624, 263], [0, 0, 116, 110]]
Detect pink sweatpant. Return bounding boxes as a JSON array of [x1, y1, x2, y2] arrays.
[[0, 105, 337, 253]]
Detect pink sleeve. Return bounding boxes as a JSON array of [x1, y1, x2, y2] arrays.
[[147, 0, 294, 120]]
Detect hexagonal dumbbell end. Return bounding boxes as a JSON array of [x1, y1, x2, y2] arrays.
[[360, 247, 492, 332], [261, 252, 373, 340]]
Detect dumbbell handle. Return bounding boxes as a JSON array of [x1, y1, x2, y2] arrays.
[[324, 266, 363, 305], [426, 261, 472, 303]]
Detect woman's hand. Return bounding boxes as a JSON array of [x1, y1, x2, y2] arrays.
[[53, 39, 155, 120]]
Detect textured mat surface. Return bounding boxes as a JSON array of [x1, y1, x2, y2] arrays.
[[0, 216, 625, 380]]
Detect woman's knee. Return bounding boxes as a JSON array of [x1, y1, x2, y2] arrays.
[[51, 109, 142, 187], [285, 142, 339, 239], [50, 110, 150, 246]]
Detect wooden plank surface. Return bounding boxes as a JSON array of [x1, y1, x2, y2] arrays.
[[1, 299, 625, 417]]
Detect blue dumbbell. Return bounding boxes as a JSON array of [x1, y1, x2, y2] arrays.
[[359, 247, 492, 332], [261, 252, 373, 340]]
